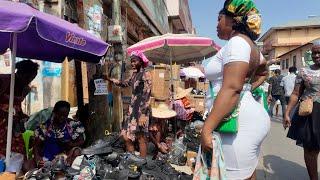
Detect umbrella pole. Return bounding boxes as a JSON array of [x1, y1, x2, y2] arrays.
[[168, 48, 177, 140], [5, 33, 17, 165]]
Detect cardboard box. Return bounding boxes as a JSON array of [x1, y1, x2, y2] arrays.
[[150, 65, 170, 99], [189, 95, 205, 113]]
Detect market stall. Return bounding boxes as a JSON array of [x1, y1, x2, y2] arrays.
[[0, 1, 109, 166], [127, 33, 220, 136]]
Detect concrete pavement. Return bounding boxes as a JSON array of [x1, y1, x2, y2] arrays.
[[257, 116, 320, 180]]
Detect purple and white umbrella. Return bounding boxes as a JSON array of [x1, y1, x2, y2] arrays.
[[0, 1, 109, 62], [0, 0, 110, 164]]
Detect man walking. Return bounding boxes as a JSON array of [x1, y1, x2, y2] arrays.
[[268, 69, 286, 117], [281, 67, 297, 104]]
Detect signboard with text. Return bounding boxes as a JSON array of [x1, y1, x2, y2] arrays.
[[94, 79, 108, 95]]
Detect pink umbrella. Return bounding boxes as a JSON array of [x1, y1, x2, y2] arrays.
[[127, 33, 220, 138], [127, 33, 220, 64]]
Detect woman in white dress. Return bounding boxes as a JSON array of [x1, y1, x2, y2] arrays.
[[201, 0, 270, 179]]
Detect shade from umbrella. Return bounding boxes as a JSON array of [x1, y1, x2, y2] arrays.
[[0, 1, 110, 164], [127, 33, 220, 64], [180, 67, 205, 78], [0, 0, 109, 63]]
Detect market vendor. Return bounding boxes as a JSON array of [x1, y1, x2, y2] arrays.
[[0, 60, 39, 157], [172, 87, 194, 136], [150, 102, 177, 155], [33, 101, 85, 166], [105, 50, 151, 158]]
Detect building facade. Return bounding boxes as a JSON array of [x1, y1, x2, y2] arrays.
[[258, 17, 320, 63], [277, 37, 320, 74], [166, 0, 193, 34]]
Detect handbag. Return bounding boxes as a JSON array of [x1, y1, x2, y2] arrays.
[[193, 133, 226, 180], [209, 68, 257, 134], [207, 38, 259, 133], [297, 75, 317, 116], [298, 97, 313, 116], [209, 82, 242, 133]]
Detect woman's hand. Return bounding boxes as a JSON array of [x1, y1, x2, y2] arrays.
[[110, 78, 120, 85], [103, 75, 119, 84], [283, 113, 291, 130], [138, 115, 148, 128], [201, 129, 213, 152]]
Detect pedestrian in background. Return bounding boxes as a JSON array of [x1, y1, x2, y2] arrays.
[[268, 69, 286, 117], [105, 50, 152, 158], [281, 66, 297, 104], [285, 41, 320, 180], [200, 0, 270, 179]]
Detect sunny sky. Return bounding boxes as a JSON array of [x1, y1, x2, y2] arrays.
[[189, 0, 320, 46]]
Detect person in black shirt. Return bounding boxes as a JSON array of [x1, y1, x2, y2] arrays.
[[268, 69, 286, 118]]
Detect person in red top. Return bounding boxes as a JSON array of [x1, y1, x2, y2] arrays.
[[0, 60, 39, 156]]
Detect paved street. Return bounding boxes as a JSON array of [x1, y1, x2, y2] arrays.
[[257, 116, 320, 180]]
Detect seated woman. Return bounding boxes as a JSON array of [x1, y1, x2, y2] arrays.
[[172, 87, 194, 136], [33, 101, 85, 167], [150, 102, 177, 155]]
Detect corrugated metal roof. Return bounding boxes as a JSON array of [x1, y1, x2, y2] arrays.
[[277, 17, 320, 28]]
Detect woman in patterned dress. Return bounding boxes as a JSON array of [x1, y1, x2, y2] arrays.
[[106, 50, 151, 158], [285, 41, 320, 180]]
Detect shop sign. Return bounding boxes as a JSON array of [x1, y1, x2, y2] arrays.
[[94, 79, 108, 95], [108, 25, 123, 43], [42, 61, 62, 77]]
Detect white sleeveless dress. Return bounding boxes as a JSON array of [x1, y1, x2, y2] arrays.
[[203, 36, 270, 179]]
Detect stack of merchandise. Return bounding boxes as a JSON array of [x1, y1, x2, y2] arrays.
[[23, 132, 193, 180]]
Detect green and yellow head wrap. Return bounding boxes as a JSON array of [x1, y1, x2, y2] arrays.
[[222, 0, 262, 40]]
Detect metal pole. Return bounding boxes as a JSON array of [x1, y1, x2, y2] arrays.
[[168, 46, 177, 139], [5, 33, 17, 164]]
